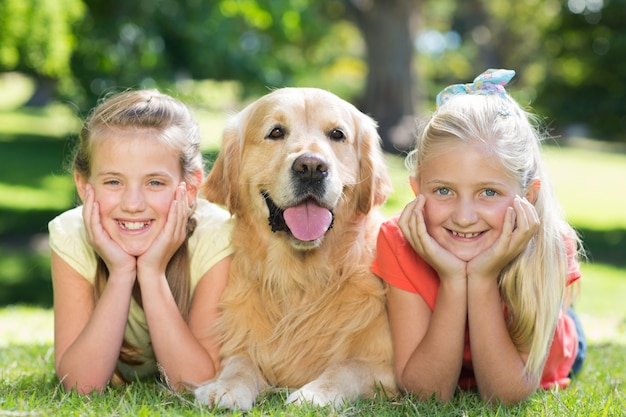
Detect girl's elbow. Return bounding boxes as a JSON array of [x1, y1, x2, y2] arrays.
[[478, 385, 536, 405], [58, 371, 110, 395], [62, 381, 106, 395], [402, 384, 456, 403], [165, 361, 218, 392], [398, 373, 456, 403]]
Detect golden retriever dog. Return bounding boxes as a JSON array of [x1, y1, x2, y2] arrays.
[[193, 87, 397, 410]]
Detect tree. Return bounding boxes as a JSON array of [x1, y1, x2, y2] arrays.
[[69, 0, 421, 153], [1, 0, 419, 152], [71, 0, 349, 106], [0, 0, 85, 104], [538, 0, 626, 142], [341, 0, 417, 152], [415, 0, 560, 99]]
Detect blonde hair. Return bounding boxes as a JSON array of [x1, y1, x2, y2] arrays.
[[73, 89, 203, 381], [407, 93, 582, 383]]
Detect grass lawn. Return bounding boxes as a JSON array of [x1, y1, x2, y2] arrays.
[[1, 97, 626, 415], [1, 321, 624, 416]]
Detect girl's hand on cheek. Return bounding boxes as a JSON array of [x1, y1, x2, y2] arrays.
[[399, 195, 466, 282], [468, 196, 540, 280], [137, 183, 190, 276], [82, 184, 136, 277]]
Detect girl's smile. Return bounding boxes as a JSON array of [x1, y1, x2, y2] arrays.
[[116, 219, 153, 232], [449, 230, 484, 239], [413, 141, 526, 262]]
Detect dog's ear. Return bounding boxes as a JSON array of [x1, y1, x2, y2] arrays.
[[202, 116, 242, 213], [356, 114, 393, 214]]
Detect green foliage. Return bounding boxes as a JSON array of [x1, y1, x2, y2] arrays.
[[415, 0, 563, 106], [70, 0, 361, 107], [0, 0, 85, 89], [537, 0, 626, 141], [2, 0, 625, 141], [0, 72, 35, 110], [0, 125, 77, 236], [0, 248, 52, 307], [413, 0, 626, 142]]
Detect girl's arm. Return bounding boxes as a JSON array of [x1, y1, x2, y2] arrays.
[[136, 186, 230, 390], [392, 194, 468, 401], [52, 183, 139, 393], [387, 282, 467, 401], [52, 251, 135, 393], [467, 277, 538, 404], [466, 196, 541, 403], [138, 255, 231, 390]]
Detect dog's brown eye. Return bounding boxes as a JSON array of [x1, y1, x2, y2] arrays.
[[267, 127, 286, 140], [329, 129, 345, 142]]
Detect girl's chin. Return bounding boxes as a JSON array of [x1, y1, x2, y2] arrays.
[[116, 240, 152, 257], [448, 247, 482, 262], [125, 249, 147, 257]]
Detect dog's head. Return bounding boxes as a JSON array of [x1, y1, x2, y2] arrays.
[[203, 87, 392, 250]]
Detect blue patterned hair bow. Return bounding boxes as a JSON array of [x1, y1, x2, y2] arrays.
[[435, 69, 516, 108]]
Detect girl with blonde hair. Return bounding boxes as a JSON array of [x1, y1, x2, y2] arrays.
[[373, 69, 585, 404], [49, 89, 233, 393]]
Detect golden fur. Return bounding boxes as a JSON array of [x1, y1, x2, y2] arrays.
[[193, 87, 396, 409]]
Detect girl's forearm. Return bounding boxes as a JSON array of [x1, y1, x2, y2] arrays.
[[467, 276, 538, 404], [56, 276, 134, 393], [401, 279, 467, 401], [138, 272, 217, 390]]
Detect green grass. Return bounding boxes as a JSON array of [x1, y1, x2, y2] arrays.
[[543, 146, 626, 230], [0, 337, 624, 416]]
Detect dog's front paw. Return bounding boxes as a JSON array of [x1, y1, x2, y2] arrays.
[[286, 381, 346, 408], [194, 380, 256, 411]]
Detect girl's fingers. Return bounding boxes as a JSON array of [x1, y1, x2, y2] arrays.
[[398, 197, 420, 230], [140, 183, 190, 269], [162, 183, 187, 239], [522, 196, 540, 228], [469, 196, 542, 279], [493, 196, 540, 260], [82, 185, 98, 243], [513, 196, 529, 231], [399, 195, 426, 253], [412, 196, 429, 245], [172, 183, 189, 240], [511, 196, 539, 244]]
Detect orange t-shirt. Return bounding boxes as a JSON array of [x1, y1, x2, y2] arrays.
[[372, 215, 581, 389]]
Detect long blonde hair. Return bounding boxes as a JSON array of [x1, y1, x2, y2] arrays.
[[406, 93, 582, 382], [73, 89, 203, 379]]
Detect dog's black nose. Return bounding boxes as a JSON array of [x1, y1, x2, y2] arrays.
[[292, 153, 329, 181]]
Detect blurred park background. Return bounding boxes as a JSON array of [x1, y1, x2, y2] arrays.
[[0, 0, 625, 345]]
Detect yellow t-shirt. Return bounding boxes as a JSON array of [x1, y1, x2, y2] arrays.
[[48, 198, 234, 380]]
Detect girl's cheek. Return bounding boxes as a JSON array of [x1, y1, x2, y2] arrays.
[[423, 199, 443, 220], [491, 202, 513, 225]]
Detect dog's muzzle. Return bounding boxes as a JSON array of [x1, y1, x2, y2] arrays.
[[262, 153, 337, 242], [263, 192, 334, 242]]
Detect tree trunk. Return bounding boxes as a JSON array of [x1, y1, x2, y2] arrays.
[[342, 0, 417, 153], [25, 76, 57, 107]]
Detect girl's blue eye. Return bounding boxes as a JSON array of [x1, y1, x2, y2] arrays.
[[149, 180, 164, 187], [484, 189, 497, 197], [436, 187, 450, 196]]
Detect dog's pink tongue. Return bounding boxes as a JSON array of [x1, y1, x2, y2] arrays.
[[283, 201, 333, 241]]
